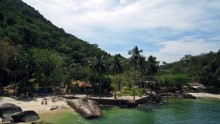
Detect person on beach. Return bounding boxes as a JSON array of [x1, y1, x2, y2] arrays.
[[41, 98, 47, 105]]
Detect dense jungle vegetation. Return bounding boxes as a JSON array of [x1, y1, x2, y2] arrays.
[[0, 0, 219, 96]]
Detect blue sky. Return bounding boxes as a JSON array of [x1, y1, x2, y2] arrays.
[[22, 0, 220, 63]]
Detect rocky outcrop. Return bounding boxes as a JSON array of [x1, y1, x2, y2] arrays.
[[183, 93, 196, 99], [126, 100, 136, 107], [50, 105, 59, 111], [67, 98, 101, 118], [11, 110, 39, 123], [0, 103, 22, 122]]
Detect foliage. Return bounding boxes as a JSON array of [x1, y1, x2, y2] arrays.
[[119, 87, 144, 96], [89, 54, 108, 97], [146, 55, 159, 76], [88, 75, 112, 94], [0, 0, 109, 94], [1, 0, 219, 95], [158, 50, 220, 92], [110, 54, 125, 98]]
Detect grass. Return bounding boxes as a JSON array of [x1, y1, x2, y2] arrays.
[[117, 87, 144, 96]]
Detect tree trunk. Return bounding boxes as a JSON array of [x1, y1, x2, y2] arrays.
[[133, 87, 135, 99], [139, 78, 142, 97], [144, 77, 146, 92], [14, 74, 17, 95], [99, 78, 101, 98], [114, 81, 117, 99], [133, 70, 137, 100]]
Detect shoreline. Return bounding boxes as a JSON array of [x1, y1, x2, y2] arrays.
[[1, 93, 220, 115], [188, 93, 220, 99], [0, 95, 147, 114], [0, 96, 70, 114]]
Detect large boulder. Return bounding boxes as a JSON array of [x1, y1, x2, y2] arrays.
[[0, 103, 22, 122], [126, 100, 136, 107], [50, 105, 59, 111], [183, 93, 196, 99], [11, 110, 39, 123], [67, 98, 101, 118]]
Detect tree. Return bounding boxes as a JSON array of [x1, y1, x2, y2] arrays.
[[0, 13, 4, 22], [110, 54, 124, 99], [0, 38, 16, 86], [128, 46, 143, 99], [17, 51, 37, 78], [14, 50, 38, 94], [147, 55, 159, 76], [145, 56, 159, 91], [138, 55, 147, 97], [89, 54, 107, 98], [172, 74, 190, 92]]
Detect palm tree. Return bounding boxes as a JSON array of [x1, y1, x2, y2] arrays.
[[146, 55, 159, 90], [138, 55, 147, 97], [19, 52, 38, 78], [15, 51, 39, 94], [110, 54, 124, 99], [128, 46, 143, 99], [147, 55, 159, 76], [89, 54, 107, 98]]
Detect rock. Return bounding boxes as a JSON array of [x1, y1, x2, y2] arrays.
[[50, 105, 59, 111], [0, 103, 22, 122], [147, 90, 157, 96], [11, 110, 39, 123], [126, 100, 136, 107], [149, 94, 162, 104], [183, 93, 196, 99], [160, 92, 174, 98], [67, 98, 101, 118]]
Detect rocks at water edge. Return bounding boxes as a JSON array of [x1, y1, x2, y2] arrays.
[[0, 103, 22, 122], [183, 93, 196, 99], [11, 110, 39, 123], [50, 105, 59, 111], [67, 98, 101, 118]]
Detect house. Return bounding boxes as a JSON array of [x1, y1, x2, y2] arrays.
[[136, 80, 155, 89], [72, 80, 91, 87], [70, 80, 92, 93]]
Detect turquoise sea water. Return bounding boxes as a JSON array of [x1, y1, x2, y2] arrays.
[[41, 99, 220, 124]]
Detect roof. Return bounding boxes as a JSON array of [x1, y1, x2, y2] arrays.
[[71, 80, 92, 88]]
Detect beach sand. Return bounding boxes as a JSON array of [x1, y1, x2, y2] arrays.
[[1, 93, 219, 114], [0, 94, 142, 114], [0, 96, 70, 114], [189, 93, 220, 99]]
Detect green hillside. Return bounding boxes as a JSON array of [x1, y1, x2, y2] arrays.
[[0, 0, 110, 93], [157, 51, 220, 92]]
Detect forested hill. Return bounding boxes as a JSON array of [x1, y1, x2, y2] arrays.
[[0, 0, 109, 88], [158, 51, 220, 92], [0, 0, 107, 55]]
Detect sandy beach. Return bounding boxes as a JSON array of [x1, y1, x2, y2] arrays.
[[1, 93, 219, 114], [0, 94, 143, 114], [188, 93, 220, 99], [0, 96, 70, 114]]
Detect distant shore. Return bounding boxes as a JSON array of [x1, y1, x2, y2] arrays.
[[188, 93, 220, 99]]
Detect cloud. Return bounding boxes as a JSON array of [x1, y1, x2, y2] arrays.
[[22, 0, 220, 63], [24, 0, 220, 32], [143, 36, 220, 63]]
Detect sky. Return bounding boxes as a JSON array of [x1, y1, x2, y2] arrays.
[[22, 0, 220, 63]]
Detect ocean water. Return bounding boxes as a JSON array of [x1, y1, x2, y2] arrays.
[[40, 99, 220, 124]]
